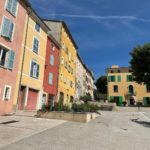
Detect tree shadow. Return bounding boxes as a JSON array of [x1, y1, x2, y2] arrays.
[[131, 119, 150, 128]]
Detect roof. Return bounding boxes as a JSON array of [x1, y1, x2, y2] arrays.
[[23, 0, 50, 33], [43, 19, 78, 49], [23, 1, 61, 48]]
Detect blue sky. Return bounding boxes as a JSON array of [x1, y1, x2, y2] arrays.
[[30, 0, 150, 80]]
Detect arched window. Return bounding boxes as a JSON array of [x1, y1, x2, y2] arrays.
[[50, 55, 54, 66], [129, 85, 134, 94]]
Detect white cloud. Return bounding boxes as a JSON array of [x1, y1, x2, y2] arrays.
[[47, 14, 150, 23]]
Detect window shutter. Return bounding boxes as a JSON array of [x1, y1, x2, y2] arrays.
[[7, 50, 15, 69], [33, 38, 39, 53], [50, 55, 54, 65], [1, 17, 10, 38], [127, 75, 129, 82], [30, 61, 34, 77], [11, 0, 18, 16], [6, 0, 13, 12], [36, 64, 39, 78], [118, 75, 121, 82], [8, 22, 14, 40], [49, 73, 53, 85]]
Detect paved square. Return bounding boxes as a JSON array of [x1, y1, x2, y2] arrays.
[[0, 109, 150, 150]]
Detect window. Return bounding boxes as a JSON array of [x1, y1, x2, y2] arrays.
[[117, 70, 120, 73], [1, 17, 14, 40], [50, 55, 54, 66], [49, 73, 53, 85], [68, 52, 71, 61], [61, 57, 64, 64], [114, 85, 118, 93], [0, 46, 15, 69], [6, 0, 18, 16], [111, 70, 114, 73], [35, 22, 40, 32], [62, 42, 65, 49], [32, 37, 39, 53], [51, 43, 55, 51], [128, 85, 134, 94], [146, 85, 150, 93], [30, 61, 39, 79], [108, 76, 116, 82], [127, 75, 133, 82], [3, 85, 11, 100]]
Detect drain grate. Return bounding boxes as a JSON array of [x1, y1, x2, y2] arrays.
[[0, 120, 19, 124]]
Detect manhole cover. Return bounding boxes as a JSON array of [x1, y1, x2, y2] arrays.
[[0, 120, 19, 124]]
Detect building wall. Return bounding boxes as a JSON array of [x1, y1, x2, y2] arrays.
[[58, 26, 77, 105], [107, 67, 150, 105], [0, 0, 27, 115], [75, 56, 84, 99], [43, 37, 59, 99], [13, 14, 48, 110]]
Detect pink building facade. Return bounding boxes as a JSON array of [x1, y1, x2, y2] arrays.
[[0, 0, 27, 115]]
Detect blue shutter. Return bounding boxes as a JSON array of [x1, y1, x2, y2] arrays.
[[1, 17, 10, 38], [36, 64, 39, 78], [33, 38, 39, 53], [6, 0, 17, 16], [11, 0, 18, 16], [7, 50, 15, 69], [8, 22, 14, 40], [30, 61, 34, 77], [49, 73, 53, 85], [50, 55, 54, 65], [6, 0, 13, 12]]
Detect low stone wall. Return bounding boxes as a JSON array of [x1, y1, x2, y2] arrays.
[[100, 103, 117, 111], [37, 111, 99, 123]]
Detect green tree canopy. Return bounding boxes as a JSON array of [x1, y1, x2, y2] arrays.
[[95, 75, 107, 94], [130, 43, 150, 86]]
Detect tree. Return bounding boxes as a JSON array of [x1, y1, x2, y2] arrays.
[[95, 76, 107, 94], [130, 43, 150, 86]]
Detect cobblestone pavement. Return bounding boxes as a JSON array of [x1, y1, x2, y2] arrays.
[[0, 109, 150, 150]]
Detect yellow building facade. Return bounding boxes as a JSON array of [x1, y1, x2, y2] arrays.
[[44, 20, 77, 105], [107, 65, 150, 106], [13, 9, 49, 110]]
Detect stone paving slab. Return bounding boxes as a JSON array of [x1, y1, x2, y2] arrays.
[[0, 114, 66, 149], [1, 110, 150, 150]]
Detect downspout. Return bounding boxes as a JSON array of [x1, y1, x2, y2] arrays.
[[16, 8, 32, 111]]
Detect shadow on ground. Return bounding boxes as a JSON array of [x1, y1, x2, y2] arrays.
[[131, 119, 150, 128]]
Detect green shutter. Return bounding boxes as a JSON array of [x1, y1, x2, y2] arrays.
[[109, 96, 114, 102], [127, 75, 129, 82], [108, 76, 111, 82], [143, 97, 147, 106], [7, 50, 15, 69], [119, 96, 123, 106], [118, 75, 121, 82]]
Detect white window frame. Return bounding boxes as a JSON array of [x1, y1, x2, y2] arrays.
[[51, 43, 56, 51], [30, 59, 39, 79], [3, 85, 11, 100]]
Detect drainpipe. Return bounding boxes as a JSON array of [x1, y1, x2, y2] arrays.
[[16, 8, 32, 111]]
